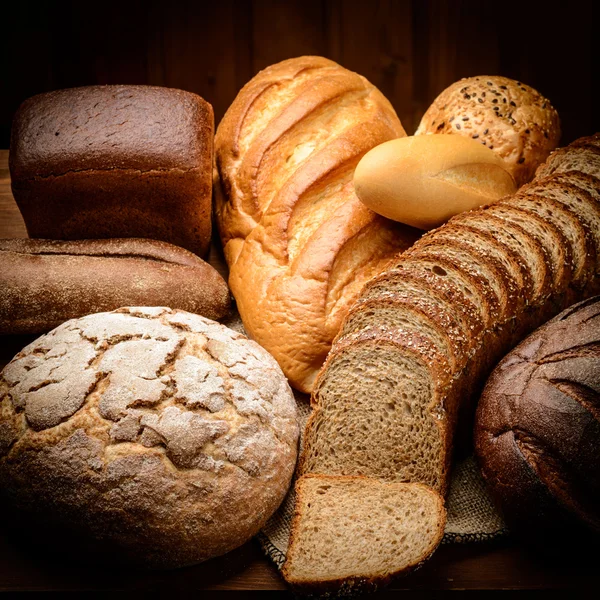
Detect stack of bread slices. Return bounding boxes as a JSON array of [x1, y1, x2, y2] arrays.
[[282, 134, 600, 592]]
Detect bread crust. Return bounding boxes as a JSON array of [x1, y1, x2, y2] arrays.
[[10, 85, 214, 256], [474, 296, 600, 542], [0, 307, 299, 568], [214, 56, 419, 393], [0, 238, 231, 334]]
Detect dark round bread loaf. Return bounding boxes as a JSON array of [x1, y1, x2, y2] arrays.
[[474, 296, 600, 546]]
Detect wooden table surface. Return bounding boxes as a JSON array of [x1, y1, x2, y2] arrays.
[[0, 149, 596, 593]]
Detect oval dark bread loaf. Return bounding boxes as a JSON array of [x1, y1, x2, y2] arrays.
[[282, 134, 600, 592], [0, 238, 231, 334], [474, 296, 600, 544], [0, 307, 299, 568]]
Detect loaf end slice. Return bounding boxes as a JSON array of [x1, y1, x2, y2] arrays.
[[282, 475, 445, 594]]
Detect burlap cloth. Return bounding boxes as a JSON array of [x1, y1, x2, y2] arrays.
[[222, 314, 507, 571]]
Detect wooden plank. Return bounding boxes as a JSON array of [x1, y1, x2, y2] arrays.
[[250, 0, 328, 74], [151, 0, 250, 126], [328, 0, 415, 132]]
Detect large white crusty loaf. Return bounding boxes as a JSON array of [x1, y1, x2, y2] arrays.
[[283, 135, 600, 592], [214, 56, 420, 393]]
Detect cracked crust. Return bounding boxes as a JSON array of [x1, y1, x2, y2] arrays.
[[9, 85, 214, 256], [0, 307, 299, 568]]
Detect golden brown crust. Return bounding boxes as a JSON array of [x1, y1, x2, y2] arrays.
[[214, 56, 419, 393]]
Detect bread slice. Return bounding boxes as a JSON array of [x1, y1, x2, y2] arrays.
[[282, 475, 446, 594], [504, 193, 587, 287], [483, 203, 570, 292], [361, 270, 479, 346], [522, 178, 599, 280], [383, 256, 491, 336], [405, 242, 507, 322], [448, 211, 551, 304], [535, 145, 600, 180], [341, 293, 467, 371], [419, 224, 528, 308], [301, 326, 458, 490]]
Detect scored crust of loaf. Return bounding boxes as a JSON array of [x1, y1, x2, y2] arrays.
[[10, 86, 214, 256], [0, 307, 299, 568], [415, 76, 561, 186], [214, 56, 419, 393], [282, 475, 446, 593], [474, 296, 600, 540]]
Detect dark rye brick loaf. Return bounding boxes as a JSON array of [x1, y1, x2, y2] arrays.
[[474, 296, 600, 543], [10, 85, 214, 256]]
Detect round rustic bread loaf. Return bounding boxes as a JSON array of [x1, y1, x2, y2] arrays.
[[0, 307, 299, 568], [416, 75, 561, 186], [474, 297, 600, 545]]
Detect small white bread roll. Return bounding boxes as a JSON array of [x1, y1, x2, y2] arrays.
[[354, 135, 517, 230]]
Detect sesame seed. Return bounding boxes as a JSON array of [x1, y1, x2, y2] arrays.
[[472, 134, 479, 139], [503, 98, 507, 103], [478, 98, 484, 103], [456, 123, 462, 130], [493, 106, 499, 111], [500, 85, 507, 89], [510, 101, 516, 107], [489, 145, 494, 149], [449, 116, 454, 122], [464, 94, 471, 99], [437, 122, 445, 130], [542, 102, 547, 109], [462, 116, 469, 121], [487, 81, 493, 85], [518, 157, 525, 164], [483, 129, 489, 134], [525, 129, 530, 134], [492, 99, 498, 104]]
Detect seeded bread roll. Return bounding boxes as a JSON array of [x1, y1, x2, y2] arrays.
[[416, 76, 561, 186], [10, 85, 214, 256], [474, 297, 600, 544], [0, 307, 299, 568]]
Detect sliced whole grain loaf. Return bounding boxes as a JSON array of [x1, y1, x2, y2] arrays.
[[284, 134, 600, 594]]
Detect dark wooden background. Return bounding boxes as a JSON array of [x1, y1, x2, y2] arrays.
[[1, 0, 597, 147]]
